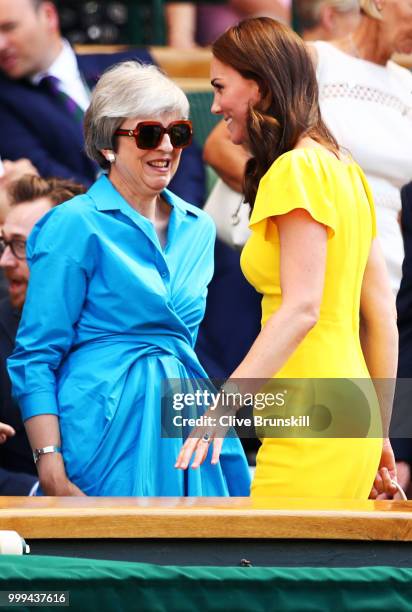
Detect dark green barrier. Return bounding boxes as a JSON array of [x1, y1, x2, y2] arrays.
[[1, 556, 412, 611]]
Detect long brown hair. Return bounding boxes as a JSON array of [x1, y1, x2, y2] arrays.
[[212, 17, 339, 208]]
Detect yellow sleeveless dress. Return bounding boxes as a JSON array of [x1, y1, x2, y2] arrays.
[[240, 148, 382, 499]]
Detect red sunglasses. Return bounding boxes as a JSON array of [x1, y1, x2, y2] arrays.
[[114, 120, 193, 150]]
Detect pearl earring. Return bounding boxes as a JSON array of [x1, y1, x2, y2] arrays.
[[107, 152, 116, 163]]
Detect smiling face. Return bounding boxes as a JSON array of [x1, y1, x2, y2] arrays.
[[0, 197, 52, 308], [106, 113, 183, 203], [210, 57, 261, 146]]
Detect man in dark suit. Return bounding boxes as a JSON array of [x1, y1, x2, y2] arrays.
[[0, 298, 37, 494], [0, 174, 85, 494], [392, 181, 412, 496], [0, 0, 205, 206]]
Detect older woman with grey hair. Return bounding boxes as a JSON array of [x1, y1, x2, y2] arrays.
[[312, 0, 412, 296], [8, 61, 251, 497]]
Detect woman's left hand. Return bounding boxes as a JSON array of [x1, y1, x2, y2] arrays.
[[175, 405, 228, 469], [175, 393, 236, 469], [175, 431, 224, 469], [369, 438, 398, 499]]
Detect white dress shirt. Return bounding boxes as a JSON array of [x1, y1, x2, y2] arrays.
[[31, 39, 90, 111]]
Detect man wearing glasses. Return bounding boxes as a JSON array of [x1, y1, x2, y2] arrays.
[[0, 174, 84, 494]]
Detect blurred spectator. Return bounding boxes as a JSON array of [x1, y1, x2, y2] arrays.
[[0, 0, 205, 206], [165, 2, 199, 48], [173, 2, 240, 47], [294, 0, 360, 40], [0, 174, 85, 495], [0, 420, 36, 494], [0, 159, 38, 224], [0, 158, 39, 302], [233, 0, 290, 18], [393, 181, 412, 495], [165, 1, 290, 48], [311, 0, 412, 295]]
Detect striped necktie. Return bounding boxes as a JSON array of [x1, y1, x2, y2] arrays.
[[40, 75, 84, 124]]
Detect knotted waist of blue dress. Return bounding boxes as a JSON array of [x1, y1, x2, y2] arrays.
[[57, 331, 210, 404]]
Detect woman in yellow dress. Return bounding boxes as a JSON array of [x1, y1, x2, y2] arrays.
[[176, 17, 398, 499]]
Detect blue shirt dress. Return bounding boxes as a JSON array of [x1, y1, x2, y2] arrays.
[[8, 175, 251, 496]]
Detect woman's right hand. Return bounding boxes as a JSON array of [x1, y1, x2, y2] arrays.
[[37, 452, 86, 496], [369, 439, 398, 499]]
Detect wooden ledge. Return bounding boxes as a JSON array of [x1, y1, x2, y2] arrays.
[[1, 497, 412, 541], [74, 44, 412, 71], [150, 46, 212, 78], [74, 45, 212, 79]]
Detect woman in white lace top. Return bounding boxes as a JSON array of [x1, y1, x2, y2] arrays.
[[312, 0, 412, 294]]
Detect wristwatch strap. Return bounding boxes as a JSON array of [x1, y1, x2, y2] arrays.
[[33, 445, 61, 464]]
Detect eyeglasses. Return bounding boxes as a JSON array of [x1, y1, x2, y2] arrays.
[[114, 120, 193, 150], [0, 236, 27, 260]]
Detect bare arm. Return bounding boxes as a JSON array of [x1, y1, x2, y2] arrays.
[[360, 239, 398, 423], [7, 207, 92, 495], [24, 414, 85, 496], [230, 209, 327, 380], [203, 120, 249, 193], [359, 239, 398, 497], [165, 3, 197, 48], [176, 209, 328, 468]]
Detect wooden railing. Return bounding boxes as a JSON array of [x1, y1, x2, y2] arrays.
[[75, 45, 212, 78], [2, 497, 412, 541], [75, 45, 412, 93], [75, 44, 412, 72]]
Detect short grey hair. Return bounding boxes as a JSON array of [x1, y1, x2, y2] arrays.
[[359, 0, 383, 20], [84, 60, 190, 169], [295, 0, 360, 31]]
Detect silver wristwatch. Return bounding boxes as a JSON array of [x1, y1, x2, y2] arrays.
[[33, 445, 61, 464]]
